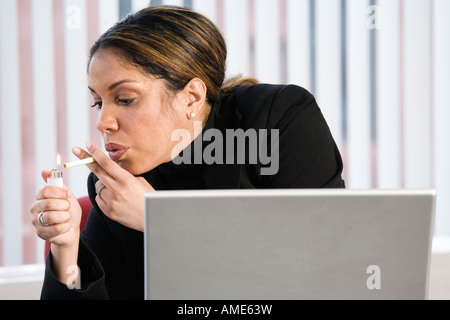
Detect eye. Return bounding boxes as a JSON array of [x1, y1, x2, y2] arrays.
[[117, 98, 135, 106], [91, 101, 103, 110]]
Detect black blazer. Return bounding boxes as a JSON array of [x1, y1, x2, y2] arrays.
[[41, 84, 345, 300]]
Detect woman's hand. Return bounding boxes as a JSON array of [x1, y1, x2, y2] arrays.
[[30, 171, 82, 287], [30, 170, 82, 248], [73, 142, 155, 232]]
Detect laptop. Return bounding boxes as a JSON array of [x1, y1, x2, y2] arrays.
[[144, 189, 436, 300]]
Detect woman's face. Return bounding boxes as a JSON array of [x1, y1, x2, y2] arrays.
[[88, 50, 191, 175]]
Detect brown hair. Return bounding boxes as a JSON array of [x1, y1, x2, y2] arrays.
[[88, 5, 258, 107]]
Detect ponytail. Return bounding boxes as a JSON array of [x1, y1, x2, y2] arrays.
[[221, 75, 259, 97]]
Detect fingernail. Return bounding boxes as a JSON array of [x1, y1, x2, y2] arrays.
[[85, 142, 92, 151], [73, 147, 81, 156]]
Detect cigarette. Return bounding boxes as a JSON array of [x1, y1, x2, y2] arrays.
[[63, 157, 96, 169]]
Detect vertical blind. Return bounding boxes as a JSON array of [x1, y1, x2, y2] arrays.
[[0, 0, 449, 266]]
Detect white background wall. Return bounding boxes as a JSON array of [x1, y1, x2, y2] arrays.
[[1, 0, 449, 267]]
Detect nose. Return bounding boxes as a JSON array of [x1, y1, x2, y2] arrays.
[[96, 105, 119, 133]]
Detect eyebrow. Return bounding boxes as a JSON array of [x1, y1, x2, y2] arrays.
[[88, 80, 137, 94]]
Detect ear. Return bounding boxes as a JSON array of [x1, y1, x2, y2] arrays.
[[182, 78, 207, 120]]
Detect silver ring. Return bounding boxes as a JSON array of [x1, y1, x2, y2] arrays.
[[96, 181, 106, 196], [38, 212, 49, 227]]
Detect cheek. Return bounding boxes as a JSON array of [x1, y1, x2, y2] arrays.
[[122, 130, 175, 175], [137, 104, 183, 142], [130, 113, 179, 160], [135, 114, 172, 144], [124, 101, 185, 167]]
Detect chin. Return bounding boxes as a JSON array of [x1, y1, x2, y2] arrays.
[[117, 159, 158, 176]]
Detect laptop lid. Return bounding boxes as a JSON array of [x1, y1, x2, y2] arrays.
[[144, 189, 436, 300]]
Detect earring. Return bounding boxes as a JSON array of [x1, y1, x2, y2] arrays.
[[189, 112, 196, 119]]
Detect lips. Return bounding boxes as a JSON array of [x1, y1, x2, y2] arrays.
[[105, 143, 129, 162]]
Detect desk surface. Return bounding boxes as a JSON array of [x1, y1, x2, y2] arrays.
[[429, 253, 450, 300], [0, 254, 448, 300]]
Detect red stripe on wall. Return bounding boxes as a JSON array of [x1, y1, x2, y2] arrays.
[[216, 0, 225, 34], [18, 0, 36, 264], [53, 0, 68, 179]]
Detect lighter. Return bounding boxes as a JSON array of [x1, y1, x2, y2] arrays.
[[48, 154, 63, 188], [47, 169, 63, 188]]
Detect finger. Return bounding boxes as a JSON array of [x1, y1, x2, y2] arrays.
[[36, 222, 71, 241], [136, 177, 155, 191], [95, 180, 107, 197], [71, 146, 93, 162], [41, 170, 51, 183], [95, 194, 108, 215], [72, 145, 116, 186], [31, 199, 71, 214], [72, 146, 106, 175], [32, 211, 71, 226], [85, 141, 133, 184], [35, 186, 68, 201]]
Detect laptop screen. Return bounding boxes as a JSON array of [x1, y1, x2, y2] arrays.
[[144, 189, 436, 300]]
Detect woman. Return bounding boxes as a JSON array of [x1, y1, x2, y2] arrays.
[[30, 6, 345, 299]]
